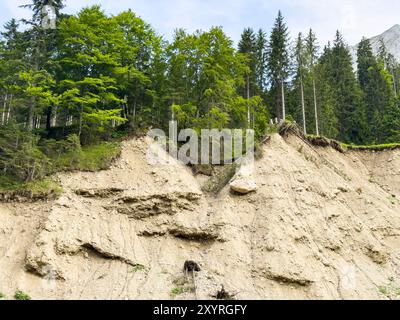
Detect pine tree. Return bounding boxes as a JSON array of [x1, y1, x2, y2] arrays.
[[238, 28, 257, 127], [238, 28, 257, 98], [305, 29, 320, 135], [21, 0, 64, 20], [267, 11, 290, 121], [377, 39, 389, 68], [315, 44, 338, 138], [357, 37, 397, 143], [330, 31, 366, 143], [0, 19, 26, 126], [357, 37, 377, 141], [294, 33, 307, 134], [255, 29, 268, 94], [387, 53, 399, 98], [357, 38, 376, 89], [19, 1, 65, 130]]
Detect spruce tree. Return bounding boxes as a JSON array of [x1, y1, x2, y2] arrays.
[[0, 19, 26, 125], [255, 29, 268, 94], [294, 33, 307, 133], [305, 29, 320, 135], [387, 53, 399, 98], [238, 28, 257, 96], [267, 11, 290, 121], [357, 37, 397, 143], [19, 0, 65, 130], [315, 43, 338, 138], [357, 38, 376, 89], [330, 31, 366, 143]]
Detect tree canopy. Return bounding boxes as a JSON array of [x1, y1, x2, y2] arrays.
[[0, 3, 399, 183]]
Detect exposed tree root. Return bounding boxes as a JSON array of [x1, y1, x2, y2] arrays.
[[279, 122, 344, 153]]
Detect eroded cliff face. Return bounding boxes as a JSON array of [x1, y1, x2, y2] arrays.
[[1, 134, 400, 300]]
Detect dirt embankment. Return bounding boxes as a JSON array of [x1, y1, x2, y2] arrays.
[[1, 133, 400, 300]]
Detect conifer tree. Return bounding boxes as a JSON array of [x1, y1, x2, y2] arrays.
[[305, 29, 320, 135], [267, 11, 290, 121], [255, 29, 268, 94], [357, 37, 397, 143], [238, 28, 257, 99], [294, 33, 307, 134], [330, 31, 366, 143]]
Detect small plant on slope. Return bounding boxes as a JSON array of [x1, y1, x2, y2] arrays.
[[14, 290, 31, 301]]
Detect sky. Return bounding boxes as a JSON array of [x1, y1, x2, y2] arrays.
[[1, 0, 399, 47]]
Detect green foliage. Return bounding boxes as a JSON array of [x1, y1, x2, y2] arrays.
[[171, 287, 186, 297], [267, 11, 290, 119], [0, 292, 5, 299], [56, 141, 121, 172], [325, 32, 366, 143], [166, 27, 266, 133], [357, 38, 398, 144], [238, 27, 265, 98], [0, 121, 120, 192], [378, 278, 400, 299], [0, 2, 400, 185], [0, 123, 51, 182], [170, 282, 194, 297], [25, 179, 62, 196], [131, 265, 147, 273], [343, 142, 400, 151], [14, 290, 31, 301], [0, 174, 62, 198]]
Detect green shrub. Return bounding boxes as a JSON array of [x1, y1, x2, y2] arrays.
[[24, 179, 63, 197], [14, 290, 31, 301], [56, 142, 121, 172], [171, 287, 186, 297], [0, 175, 62, 198], [131, 265, 147, 273], [171, 284, 194, 297], [0, 124, 52, 182], [343, 142, 400, 151]]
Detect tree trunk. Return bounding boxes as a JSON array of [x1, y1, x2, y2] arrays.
[[6, 94, 13, 124], [313, 78, 319, 136], [132, 98, 137, 129], [46, 106, 52, 131], [78, 105, 83, 137], [28, 96, 36, 131], [172, 104, 175, 122], [247, 73, 251, 128], [123, 95, 128, 119], [281, 79, 286, 121], [37, 115, 42, 129], [51, 105, 58, 127], [300, 77, 306, 134], [1, 94, 8, 126]]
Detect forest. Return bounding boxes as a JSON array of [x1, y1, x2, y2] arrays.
[[0, 0, 400, 187]]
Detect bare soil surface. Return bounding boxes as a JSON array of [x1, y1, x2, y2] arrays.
[[1, 133, 400, 300]]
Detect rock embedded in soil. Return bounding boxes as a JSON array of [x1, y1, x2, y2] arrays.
[[229, 178, 257, 194]]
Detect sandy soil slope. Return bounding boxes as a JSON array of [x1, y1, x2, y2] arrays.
[[1, 133, 400, 300]]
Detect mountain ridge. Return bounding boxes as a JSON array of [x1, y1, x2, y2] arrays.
[[351, 24, 400, 63]]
